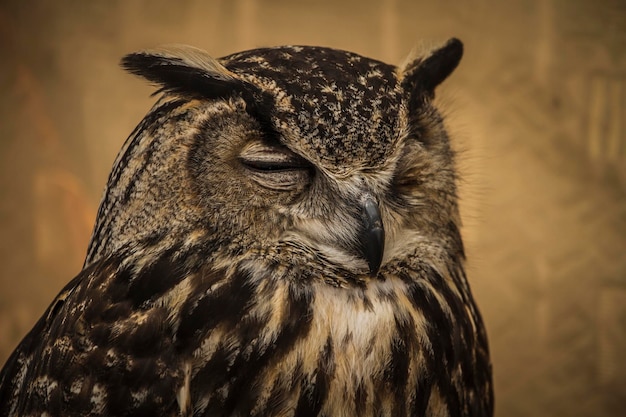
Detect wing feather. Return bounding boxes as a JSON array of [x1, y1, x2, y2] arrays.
[[0, 257, 184, 416]]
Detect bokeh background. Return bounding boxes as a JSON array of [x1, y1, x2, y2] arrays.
[[1, 0, 625, 415]]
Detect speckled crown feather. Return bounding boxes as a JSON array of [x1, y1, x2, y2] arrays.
[[219, 47, 403, 172]]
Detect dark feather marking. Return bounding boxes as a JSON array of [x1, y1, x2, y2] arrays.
[[262, 358, 304, 417], [45, 297, 66, 326], [373, 394, 384, 417], [411, 375, 433, 417], [116, 310, 170, 358], [188, 307, 275, 406], [355, 379, 368, 415], [219, 281, 314, 416], [176, 266, 257, 348], [45, 385, 63, 415], [398, 265, 463, 414], [117, 149, 156, 206], [261, 379, 292, 417], [190, 343, 235, 407], [87, 322, 112, 350], [450, 268, 494, 412], [437, 266, 493, 416], [294, 336, 334, 417], [177, 268, 262, 409], [385, 316, 416, 417], [443, 382, 463, 417], [98, 301, 132, 323], [402, 266, 455, 366], [126, 247, 188, 307]]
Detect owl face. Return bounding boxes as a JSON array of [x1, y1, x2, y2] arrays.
[[87, 40, 464, 281]]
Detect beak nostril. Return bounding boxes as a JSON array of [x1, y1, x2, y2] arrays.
[[360, 197, 385, 276]]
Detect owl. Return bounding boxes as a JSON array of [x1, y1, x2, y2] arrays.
[[0, 38, 492, 416]]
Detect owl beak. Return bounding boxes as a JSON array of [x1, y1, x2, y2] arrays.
[[360, 197, 385, 276]]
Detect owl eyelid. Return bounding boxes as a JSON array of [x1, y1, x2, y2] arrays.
[[239, 143, 311, 172], [242, 159, 308, 172], [239, 142, 312, 191]]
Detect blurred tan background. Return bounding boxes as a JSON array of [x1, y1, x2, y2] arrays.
[[1, 0, 625, 415]]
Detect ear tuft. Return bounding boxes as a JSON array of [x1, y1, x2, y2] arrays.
[[121, 45, 245, 100], [401, 38, 463, 100]]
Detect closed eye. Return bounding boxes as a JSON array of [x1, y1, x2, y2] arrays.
[[239, 141, 311, 172], [239, 139, 313, 191], [241, 155, 310, 172]]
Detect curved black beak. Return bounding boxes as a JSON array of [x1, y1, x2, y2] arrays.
[[360, 197, 385, 276]]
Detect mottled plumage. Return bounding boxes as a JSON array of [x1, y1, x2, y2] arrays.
[[0, 38, 493, 416]]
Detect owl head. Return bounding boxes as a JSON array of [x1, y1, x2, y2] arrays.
[[85, 39, 464, 282]]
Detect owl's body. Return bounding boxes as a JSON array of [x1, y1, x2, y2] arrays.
[[0, 39, 493, 416]]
